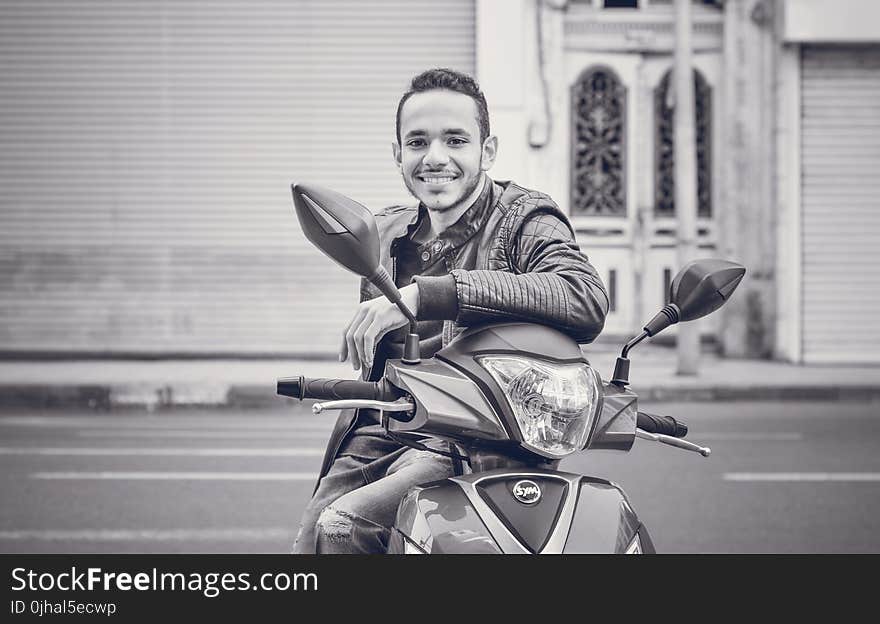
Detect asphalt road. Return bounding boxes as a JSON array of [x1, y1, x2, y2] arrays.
[[1, 401, 878, 554]]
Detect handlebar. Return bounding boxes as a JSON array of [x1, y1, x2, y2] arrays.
[[277, 376, 402, 402], [636, 411, 688, 438], [635, 411, 709, 457]]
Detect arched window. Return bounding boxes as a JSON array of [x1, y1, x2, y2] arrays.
[[654, 68, 712, 218], [570, 67, 627, 217]]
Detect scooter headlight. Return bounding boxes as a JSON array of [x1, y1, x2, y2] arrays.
[[478, 356, 602, 458]]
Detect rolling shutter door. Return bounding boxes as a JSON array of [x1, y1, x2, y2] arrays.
[[801, 45, 880, 364], [0, 0, 475, 354]]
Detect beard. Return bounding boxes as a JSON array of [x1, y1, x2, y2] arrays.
[[402, 159, 484, 213]]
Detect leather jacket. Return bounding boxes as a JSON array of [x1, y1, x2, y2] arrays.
[[312, 178, 609, 489]]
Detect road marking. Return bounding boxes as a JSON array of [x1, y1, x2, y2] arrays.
[[0, 447, 324, 457], [0, 528, 290, 541], [724, 472, 880, 482], [696, 433, 803, 441], [77, 430, 329, 439], [0, 417, 330, 430], [30, 471, 319, 480]]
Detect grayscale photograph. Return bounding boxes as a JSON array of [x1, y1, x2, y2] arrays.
[[1, 0, 879, 556]]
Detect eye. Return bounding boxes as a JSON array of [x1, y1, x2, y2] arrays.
[[406, 138, 426, 148], [448, 137, 468, 146]]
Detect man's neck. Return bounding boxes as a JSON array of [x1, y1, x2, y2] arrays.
[[425, 174, 487, 237]]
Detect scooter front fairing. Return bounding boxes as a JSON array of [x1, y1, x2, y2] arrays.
[[386, 468, 653, 554]]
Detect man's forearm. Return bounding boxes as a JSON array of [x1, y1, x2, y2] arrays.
[[412, 274, 458, 320], [412, 269, 609, 344]]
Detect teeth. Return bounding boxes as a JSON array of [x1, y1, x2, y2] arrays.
[[422, 176, 454, 184]]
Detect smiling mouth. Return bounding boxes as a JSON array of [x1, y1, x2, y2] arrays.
[[417, 174, 459, 185]]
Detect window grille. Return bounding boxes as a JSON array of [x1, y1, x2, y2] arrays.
[[570, 67, 627, 217], [654, 69, 712, 218]]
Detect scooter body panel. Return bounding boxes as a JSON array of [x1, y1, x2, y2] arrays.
[[383, 358, 509, 442], [388, 468, 646, 554], [387, 478, 504, 554], [561, 477, 643, 553]]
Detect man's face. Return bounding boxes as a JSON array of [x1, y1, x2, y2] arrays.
[[393, 89, 496, 212]]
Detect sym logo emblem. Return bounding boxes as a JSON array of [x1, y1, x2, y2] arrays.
[[512, 480, 542, 505]]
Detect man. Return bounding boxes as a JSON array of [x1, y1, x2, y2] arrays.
[[292, 68, 609, 554]]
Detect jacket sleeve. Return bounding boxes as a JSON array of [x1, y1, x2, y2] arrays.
[[415, 207, 610, 344]]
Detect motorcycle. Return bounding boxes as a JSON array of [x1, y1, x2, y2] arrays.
[[278, 183, 745, 554]]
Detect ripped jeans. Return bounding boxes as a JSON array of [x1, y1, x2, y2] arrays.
[[292, 441, 454, 554]]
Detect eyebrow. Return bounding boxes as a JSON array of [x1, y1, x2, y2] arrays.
[[403, 128, 474, 140]]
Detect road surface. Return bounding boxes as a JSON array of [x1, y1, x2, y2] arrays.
[[1, 401, 878, 553]]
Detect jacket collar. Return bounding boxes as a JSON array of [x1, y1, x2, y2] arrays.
[[391, 175, 501, 256]]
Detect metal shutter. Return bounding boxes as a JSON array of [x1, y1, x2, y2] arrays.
[[0, 0, 475, 354], [801, 45, 880, 363]]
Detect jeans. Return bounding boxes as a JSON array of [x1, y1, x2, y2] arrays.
[[292, 443, 454, 554]]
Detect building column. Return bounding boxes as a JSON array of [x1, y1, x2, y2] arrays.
[[719, 0, 778, 359]]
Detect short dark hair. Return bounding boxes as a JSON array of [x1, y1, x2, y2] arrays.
[[395, 68, 490, 145]]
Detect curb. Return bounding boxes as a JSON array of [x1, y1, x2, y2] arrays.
[[1, 383, 878, 410], [0, 385, 298, 410], [637, 385, 880, 403]]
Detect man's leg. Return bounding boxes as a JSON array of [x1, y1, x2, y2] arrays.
[[291, 455, 370, 554], [314, 448, 453, 554]]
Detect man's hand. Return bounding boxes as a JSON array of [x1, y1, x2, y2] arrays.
[[339, 282, 419, 371]]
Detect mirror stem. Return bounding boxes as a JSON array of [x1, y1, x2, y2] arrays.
[[398, 308, 421, 364], [643, 303, 681, 337], [611, 330, 649, 388], [621, 330, 648, 360], [369, 266, 421, 364]]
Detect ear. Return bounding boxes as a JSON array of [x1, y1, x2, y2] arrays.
[[391, 142, 402, 169], [480, 135, 498, 171]]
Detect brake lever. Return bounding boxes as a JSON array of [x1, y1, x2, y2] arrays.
[[635, 428, 711, 457], [312, 399, 415, 415]]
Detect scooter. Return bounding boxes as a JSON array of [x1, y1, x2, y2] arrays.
[[278, 183, 745, 554]]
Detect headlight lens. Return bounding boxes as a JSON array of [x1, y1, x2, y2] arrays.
[[478, 356, 601, 457]]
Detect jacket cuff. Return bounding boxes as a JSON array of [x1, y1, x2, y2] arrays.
[[412, 274, 458, 320]]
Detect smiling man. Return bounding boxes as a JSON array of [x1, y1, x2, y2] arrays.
[[394, 87, 491, 230], [292, 68, 609, 554]]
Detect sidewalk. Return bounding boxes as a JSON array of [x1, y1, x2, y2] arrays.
[[1, 344, 878, 409]]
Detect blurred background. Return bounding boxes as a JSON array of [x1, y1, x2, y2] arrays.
[[1, 0, 879, 553], [3, 0, 877, 361]]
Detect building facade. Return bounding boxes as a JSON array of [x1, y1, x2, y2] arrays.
[[1, 0, 878, 363], [477, 0, 880, 364]]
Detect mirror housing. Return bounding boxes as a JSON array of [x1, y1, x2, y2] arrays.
[[291, 183, 421, 364], [292, 183, 382, 279], [671, 258, 747, 323]]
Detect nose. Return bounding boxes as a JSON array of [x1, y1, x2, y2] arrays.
[[423, 139, 449, 168]]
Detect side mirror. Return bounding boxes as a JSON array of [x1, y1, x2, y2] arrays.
[[292, 183, 382, 279], [643, 259, 746, 336], [671, 259, 747, 322], [291, 183, 421, 364], [610, 259, 745, 387]]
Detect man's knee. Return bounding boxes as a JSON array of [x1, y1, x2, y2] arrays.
[[314, 504, 390, 554], [315, 505, 355, 546]]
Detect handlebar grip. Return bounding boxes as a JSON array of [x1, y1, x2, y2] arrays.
[[277, 376, 401, 402], [637, 411, 688, 438]]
